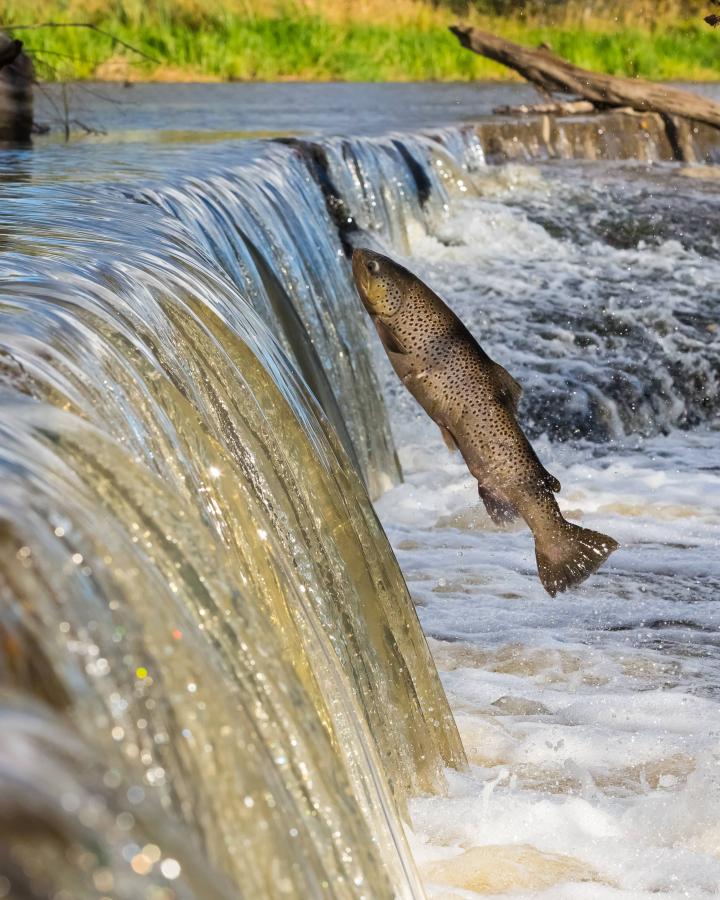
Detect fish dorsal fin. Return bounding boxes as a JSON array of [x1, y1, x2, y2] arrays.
[[374, 318, 408, 356], [492, 362, 522, 412]]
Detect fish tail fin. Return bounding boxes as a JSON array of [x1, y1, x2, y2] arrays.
[[535, 521, 618, 597]]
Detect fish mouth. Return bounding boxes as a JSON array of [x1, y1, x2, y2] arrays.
[[351, 248, 375, 311], [351, 247, 369, 285]]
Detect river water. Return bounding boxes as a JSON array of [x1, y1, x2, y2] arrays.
[[2, 83, 719, 899], [372, 162, 720, 898]]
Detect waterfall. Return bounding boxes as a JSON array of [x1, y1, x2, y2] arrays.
[[2, 108, 719, 896], [134, 142, 401, 499], [312, 128, 719, 443], [0, 693, 238, 899], [0, 137, 471, 899]]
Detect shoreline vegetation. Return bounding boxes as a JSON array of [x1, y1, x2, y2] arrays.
[[4, 0, 719, 83]]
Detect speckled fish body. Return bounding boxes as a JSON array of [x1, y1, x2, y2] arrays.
[[352, 248, 618, 596]]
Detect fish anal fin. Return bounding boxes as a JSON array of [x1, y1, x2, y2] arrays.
[[374, 318, 407, 355], [478, 483, 520, 527], [492, 362, 523, 412], [544, 471, 561, 493], [439, 424, 459, 453]]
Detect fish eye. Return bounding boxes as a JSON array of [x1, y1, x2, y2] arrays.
[[367, 260, 380, 274]]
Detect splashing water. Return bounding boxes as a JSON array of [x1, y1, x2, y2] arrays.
[[0, 145, 469, 897], [1, 90, 719, 900], [134, 142, 401, 498], [356, 155, 720, 896]]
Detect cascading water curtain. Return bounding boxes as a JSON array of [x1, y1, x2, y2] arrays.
[[0, 162, 468, 899]]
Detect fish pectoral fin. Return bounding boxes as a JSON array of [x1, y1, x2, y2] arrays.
[[374, 317, 408, 355], [439, 424, 459, 453], [492, 362, 523, 412], [478, 483, 520, 527]]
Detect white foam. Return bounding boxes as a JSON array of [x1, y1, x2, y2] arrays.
[[374, 167, 720, 898]]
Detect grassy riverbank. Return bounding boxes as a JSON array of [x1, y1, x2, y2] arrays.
[[5, 0, 719, 82]]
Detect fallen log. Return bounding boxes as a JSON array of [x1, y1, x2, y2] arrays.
[[450, 25, 720, 130]]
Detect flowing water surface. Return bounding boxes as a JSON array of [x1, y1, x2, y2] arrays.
[[367, 161, 720, 898], [1, 84, 719, 899]]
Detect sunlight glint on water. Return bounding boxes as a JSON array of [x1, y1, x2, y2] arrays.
[[0, 175, 468, 897], [0, 105, 718, 900]]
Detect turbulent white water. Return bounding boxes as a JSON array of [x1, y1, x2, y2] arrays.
[[365, 162, 720, 898], [2, 99, 719, 899]]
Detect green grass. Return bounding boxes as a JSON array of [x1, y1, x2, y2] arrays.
[[6, 9, 720, 82]]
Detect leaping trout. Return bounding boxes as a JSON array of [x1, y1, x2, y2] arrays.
[[351, 248, 618, 596]]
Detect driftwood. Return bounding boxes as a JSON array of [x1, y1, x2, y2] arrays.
[[450, 25, 720, 130]]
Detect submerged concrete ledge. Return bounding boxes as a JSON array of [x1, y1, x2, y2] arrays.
[[473, 109, 720, 165]]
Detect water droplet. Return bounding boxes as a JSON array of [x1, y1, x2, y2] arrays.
[[131, 853, 152, 875], [127, 785, 145, 804], [143, 844, 162, 863], [160, 858, 181, 880]]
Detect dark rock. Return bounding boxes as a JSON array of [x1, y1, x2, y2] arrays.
[[0, 32, 34, 144]]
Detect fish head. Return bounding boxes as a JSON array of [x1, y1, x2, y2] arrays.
[[351, 248, 409, 319]]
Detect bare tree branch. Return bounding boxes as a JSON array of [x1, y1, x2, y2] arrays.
[[70, 117, 107, 135], [70, 83, 130, 106], [2, 23, 160, 64], [23, 47, 99, 63]]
